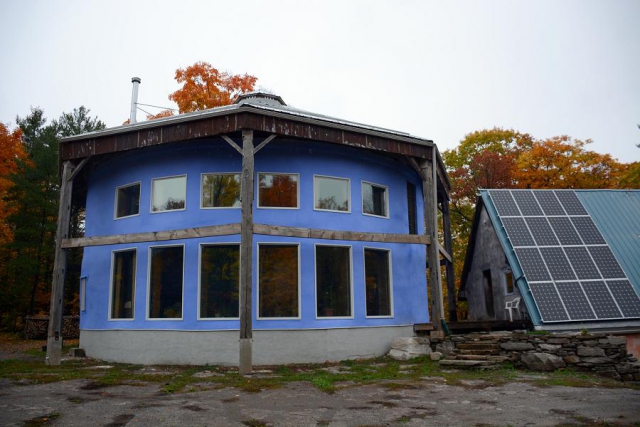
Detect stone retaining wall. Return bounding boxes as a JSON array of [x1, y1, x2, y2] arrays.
[[430, 331, 640, 381]]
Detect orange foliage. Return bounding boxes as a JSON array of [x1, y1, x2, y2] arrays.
[[169, 61, 257, 113], [146, 109, 175, 120], [0, 122, 26, 244]]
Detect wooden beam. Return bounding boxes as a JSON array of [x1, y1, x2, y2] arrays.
[[46, 161, 75, 365], [61, 223, 242, 248], [239, 129, 254, 375], [253, 224, 429, 245], [406, 156, 427, 181], [442, 199, 457, 322], [253, 134, 277, 155], [67, 156, 90, 182], [421, 151, 445, 332], [221, 135, 243, 155], [437, 243, 453, 263]]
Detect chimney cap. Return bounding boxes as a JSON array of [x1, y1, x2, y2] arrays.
[[131, 77, 141, 83]]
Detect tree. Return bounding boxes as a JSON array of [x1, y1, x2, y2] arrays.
[[169, 61, 257, 113], [0, 123, 25, 245], [0, 107, 104, 329]]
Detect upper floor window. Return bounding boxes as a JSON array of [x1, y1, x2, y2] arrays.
[[152, 175, 186, 212], [115, 183, 140, 219], [201, 173, 241, 208], [362, 181, 388, 218], [258, 173, 298, 209], [314, 175, 350, 213]]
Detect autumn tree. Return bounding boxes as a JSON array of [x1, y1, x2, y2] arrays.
[[0, 123, 25, 245], [169, 61, 257, 113]]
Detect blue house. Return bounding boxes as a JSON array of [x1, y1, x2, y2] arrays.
[[51, 93, 452, 367], [459, 189, 640, 333]]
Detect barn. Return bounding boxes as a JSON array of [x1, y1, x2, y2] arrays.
[[459, 189, 640, 340], [46, 92, 453, 369]]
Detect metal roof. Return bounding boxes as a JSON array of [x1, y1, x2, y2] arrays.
[[61, 93, 428, 145]]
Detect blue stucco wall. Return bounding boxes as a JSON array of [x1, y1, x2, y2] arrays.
[[81, 138, 429, 331]]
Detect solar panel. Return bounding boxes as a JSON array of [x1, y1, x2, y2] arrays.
[[554, 191, 588, 215], [548, 217, 582, 245], [539, 247, 576, 280], [514, 248, 550, 281], [512, 190, 543, 216], [533, 191, 565, 215], [488, 189, 640, 324], [564, 247, 601, 280], [581, 281, 622, 319], [525, 217, 559, 246], [588, 246, 626, 279], [501, 217, 535, 246], [607, 280, 640, 317], [571, 217, 606, 245], [555, 282, 596, 320], [529, 282, 569, 322], [489, 190, 520, 216]]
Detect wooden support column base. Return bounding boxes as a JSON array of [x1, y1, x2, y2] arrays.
[[45, 337, 63, 366], [430, 330, 446, 340], [239, 339, 253, 375]]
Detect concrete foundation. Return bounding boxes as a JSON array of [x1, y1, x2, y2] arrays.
[[79, 325, 414, 365]]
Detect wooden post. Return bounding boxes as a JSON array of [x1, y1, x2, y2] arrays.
[[442, 197, 457, 322], [420, 152, 444, 333], [239, 130, 254, 374], [46, 161, 75, 365]]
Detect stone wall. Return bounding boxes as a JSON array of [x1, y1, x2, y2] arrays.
[[430, 331, 640, 382]]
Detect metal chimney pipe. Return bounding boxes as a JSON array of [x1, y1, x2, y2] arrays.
[[130, 77, 141, 124]]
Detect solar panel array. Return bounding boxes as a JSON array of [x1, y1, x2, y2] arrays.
[[488, 189, 640, 323]]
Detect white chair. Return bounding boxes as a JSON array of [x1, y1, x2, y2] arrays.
[[505, 297, 521, 322]]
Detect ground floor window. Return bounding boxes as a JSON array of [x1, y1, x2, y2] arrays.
[[110, 249, 136, 319], [199, 244, 240, 318], [316, 245, 352, 317], [364, 248, 392, 317], [149, 246, 184, 319], [258, 244, 299, 318]]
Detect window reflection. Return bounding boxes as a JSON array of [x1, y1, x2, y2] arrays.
[[314, 176, 349, 212], [149, 246, 183, 319], [202, 174, 241, 208], [316, 246, 351, 317], [111, 250, 136, 319], [152, 176, 186, 212], [365, 249, 391, 316], [363, 182, 388, 217], [259, 245, 299, 318], [258, 173, 298, 208], [116, 183, 140, 218], [200, 245, 240, 318]]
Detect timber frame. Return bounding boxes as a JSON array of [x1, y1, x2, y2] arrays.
[[49, 94, 453, 369]]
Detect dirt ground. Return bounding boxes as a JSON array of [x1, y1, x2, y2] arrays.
[[1, 336, 640, 427]]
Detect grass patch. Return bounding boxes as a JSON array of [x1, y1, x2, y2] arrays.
[[23, 412, 61, 426]]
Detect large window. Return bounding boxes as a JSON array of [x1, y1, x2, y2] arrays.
[[362, 181, 388, 218], [258, 244, 299, 318], [316, 245, 352, 318], [201, 173, 241, 208], [364, 248, 392, 317], [314, 175, 349, 212], [152, 175, 186, 212], [115, 183, 140, 218], [110, 250, 136, 319], [258, 173, 298, 208], [148, 246, 184, 319], [200, 244, 240, 318]]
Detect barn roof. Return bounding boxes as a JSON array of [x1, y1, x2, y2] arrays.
[[461, 189, 640, 331]]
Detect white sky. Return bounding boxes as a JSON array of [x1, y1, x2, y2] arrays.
[[2, 0, 639, 162]]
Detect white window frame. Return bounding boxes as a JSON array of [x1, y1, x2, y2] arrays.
[[197, 242, 241, 320], [256, 172, 300, 210], [361, 180, 389, 219], [256, 242, 302, 320], [314, 243, 354, 320], [313, 174, 351, 214], [114, 181, 141, 220], [146, 244, 185, 321], [363, 247, 394, 318], [503, 269, 515, 296], [108, 248, 137, 321], [200, 172, 242, 209], [150, 174, 187, 213]]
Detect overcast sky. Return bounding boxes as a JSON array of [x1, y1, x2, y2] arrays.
[[2, 0, 639, 162]]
